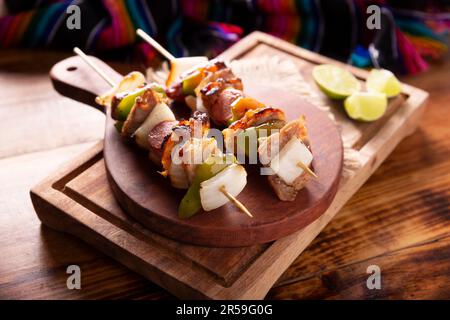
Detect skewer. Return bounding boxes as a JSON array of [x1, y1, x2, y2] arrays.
[[72, 46, 253, 218], [220, 186, 253, 218], [297, 161, 318, 179], [136, 29, 176, 62], [133, 34, 312, 197], [73, 47, 115, 87]]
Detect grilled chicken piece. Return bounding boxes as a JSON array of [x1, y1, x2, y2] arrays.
[[276, 116, 310, 148], [187, 111, 210, 137], [166, 124, 191, 189], [258, 116, 312, 201], [197, 68, 243, 95], [121, 88, 165, 137], [222, 107, 286, 152]]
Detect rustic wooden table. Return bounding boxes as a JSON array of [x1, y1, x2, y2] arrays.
[[0, 49, 448, 300]]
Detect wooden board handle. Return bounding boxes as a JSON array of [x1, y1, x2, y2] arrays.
[[50, 56, 123, 113]]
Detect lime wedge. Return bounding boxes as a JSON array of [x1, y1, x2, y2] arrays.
[[344, 92, 387, 122], [312, 64, 361, 99], [366, 69, 402, 98]]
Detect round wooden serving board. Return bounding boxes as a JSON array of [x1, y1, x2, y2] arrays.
[[50, 56, 343, 247]]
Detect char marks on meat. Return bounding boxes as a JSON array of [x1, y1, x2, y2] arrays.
[[166, 59, 244, 126], [148, 120, 178, 162], [159, 112, 211, 175], [223, 107, 286, 151], [201, 87, 244, 126], [199, 67, 244, 126], [228, 107, 286, 131]]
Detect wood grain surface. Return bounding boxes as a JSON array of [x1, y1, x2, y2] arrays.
[[0, 37, 448, 299]]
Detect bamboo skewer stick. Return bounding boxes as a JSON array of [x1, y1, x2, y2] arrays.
[[136, 29, 176, 62], [219, 186, 253, 218], [297, 161, 318, 178], [73, 47, 115, 87], [72, 46, 254, 218]]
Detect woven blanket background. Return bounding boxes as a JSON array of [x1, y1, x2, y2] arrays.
[[0, 0, 448, 75]]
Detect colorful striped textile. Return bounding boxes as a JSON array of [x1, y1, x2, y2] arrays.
[[0, 0, 448, 74]]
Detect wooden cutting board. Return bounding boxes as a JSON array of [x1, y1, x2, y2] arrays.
[[30, 32, 428, 299], [51, 54, 343, 247]]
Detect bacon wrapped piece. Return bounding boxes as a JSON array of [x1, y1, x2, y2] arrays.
[[121, 87, 166, 138], [166, 60, 244, 126]]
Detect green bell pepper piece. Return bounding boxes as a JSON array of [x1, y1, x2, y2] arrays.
[[182, 71, 203, 95], [178, 154, 236, 219], [115, 87, 147, 121], [236, 120, 286, 156], [149, 83, 166, 97]]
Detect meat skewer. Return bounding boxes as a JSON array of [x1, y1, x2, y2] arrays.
[[73, 47, 252, 219], [136, 30, 243, 126], [257, 116, 315, 201], [135, 30, 318, 201], [222, 104, 316, 200], [161, 58, 317, 192], [91, 29, 317, 203]]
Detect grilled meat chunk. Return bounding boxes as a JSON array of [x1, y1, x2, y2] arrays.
[[121, 88, 164, 137], [267, 173, 310, 201], [200, 86, 244, 126], [258, 116, 312, 201], [228, 107, 286, 131], [166, 60, 243, 126], [163, 114, 216, 189], [166, 81, 183, 101], [181, 138, 219, 184], [148, 120, 178, 164], [160, 112, 211, 177], [258, 116, 309, 165], [223, 107, 286, 151]]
